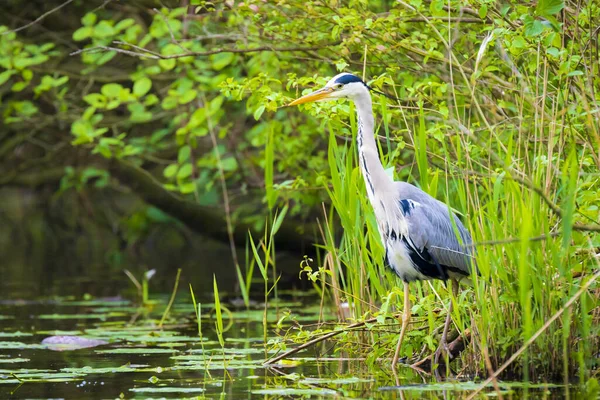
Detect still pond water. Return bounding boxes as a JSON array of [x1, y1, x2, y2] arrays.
[[0, 291, 579, 399]]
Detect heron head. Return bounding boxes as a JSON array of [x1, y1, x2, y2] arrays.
[[288, 73, 368, 106]]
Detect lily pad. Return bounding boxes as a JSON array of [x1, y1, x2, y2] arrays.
[[96, 348, 179, 354], [37, 314, 108, 320], [129, 386, 206, 393], [0, 331, 33, 338], [252, 388, 338, 395], [300, 377, 375, 385], [62, 364, 149, 374], [0, 370, 83, 384], [187, 347, 275, 355], [0, 341, 46, 350], [0, 358, 30, 364]]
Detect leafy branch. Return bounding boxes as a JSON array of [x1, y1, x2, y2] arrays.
[[70, 40, 340, 59]]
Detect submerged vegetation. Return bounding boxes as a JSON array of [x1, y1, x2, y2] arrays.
[[1, 0, 600, 395]]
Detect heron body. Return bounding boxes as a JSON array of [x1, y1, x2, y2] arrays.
[[289, 72, 475, 368]]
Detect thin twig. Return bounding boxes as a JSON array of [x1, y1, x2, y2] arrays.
[[471, 232, 562, 247], [91, 0, 114, 12], [2, 0, 76, 35], [70, 42, 340, 58], [466, 269, 600, 399], [70, 45, 158, 58], [264, 318, 377, 365]]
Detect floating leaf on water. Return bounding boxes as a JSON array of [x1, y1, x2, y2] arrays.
[[96, 348, 179, 354], [299, 377, 374, 385], [0, 341, 46, 350], [172, 359, 262, 371], [187, 347, 276, 355], [82, 328, 207, 343], [89, 306, 141, 314], [225, 337, 267, 343], [251, 388, 338, 396], [37, 314, 108, 320], [0, 370, 83, 384], [36, 330, 83, 336], [56, 299, 131, 307], [0, 331, 33, 338], [0, 358, 29, 363], [129, 386, 206, 393], [42, 336, 108, 351], [62, 364, 147, 374], [156, 342, 188, 348]]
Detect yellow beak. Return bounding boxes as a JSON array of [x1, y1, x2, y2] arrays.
[[288, 87, 334, 106]]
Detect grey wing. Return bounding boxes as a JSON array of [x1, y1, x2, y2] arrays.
[[396, 182, 475, 276]]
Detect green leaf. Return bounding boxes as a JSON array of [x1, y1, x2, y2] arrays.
[[21, 69, 32, 81], [210, 53, 235, 71], [82, 12, 97, 26], [524, 18, 545, 37], [546, 47, 560, 57], [13, 55, 48, 69], [93, 21, 115, 38], [162, 96, 178, 110], [106, 99, 121, 110], [163, 164, 178, 179], [73, 26, 93, 41], [133, 77, 152, 97], [101, 83, 122, 98], [144, 94, 159, 106], [478, 5, 488, 19], [84, 93, 107, 108], [0, 70, 15, 86], [178, 145, 191, 163], [179, 89, 198, 104], [335, 60, 349, 71], [127, 102, 153, 122], [536, 0, 564, 16], [114, 18, 135, 32], [11, 81, 29, 92], [177, 163, 193, 179], [95, 51, 116, 66], [158, 58, 176, 71], [179, 182, 196, 194], [253, 105, 265, 120], [220, 157, 238, 172]]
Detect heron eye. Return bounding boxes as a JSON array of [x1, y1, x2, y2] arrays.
[[335, 83, 343, 89]]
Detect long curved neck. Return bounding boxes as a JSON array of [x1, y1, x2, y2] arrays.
[[354, 93, 392, 197]]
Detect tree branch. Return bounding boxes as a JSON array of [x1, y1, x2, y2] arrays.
[[2, 0, 76, 35], [70, 41, 340, 59], [107, 158, 318, 256]]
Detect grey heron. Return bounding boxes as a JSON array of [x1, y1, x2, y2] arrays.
[[288, 72, 475, 369]]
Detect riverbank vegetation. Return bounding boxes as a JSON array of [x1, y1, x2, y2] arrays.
[[1, 0, 599, 387]]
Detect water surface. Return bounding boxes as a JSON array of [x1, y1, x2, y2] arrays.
[[0, 295, 578, 399]]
